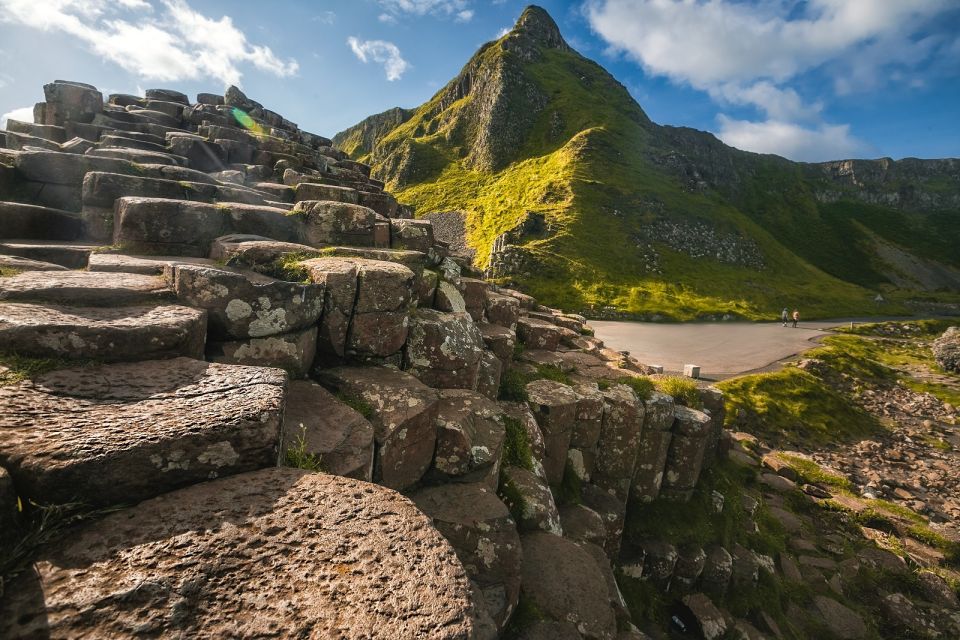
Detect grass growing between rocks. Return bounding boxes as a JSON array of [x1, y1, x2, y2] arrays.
[[335, 392, 374, 420], [501, 416, 535, 471], [0, 267, 23, 277], [498, 364, 573, 402], [774, 453, 853, 493], [0, 353, 92, 386], [718, 367, 882, 448], [651, 375, 702, 409], [283, 427, 326, 473]]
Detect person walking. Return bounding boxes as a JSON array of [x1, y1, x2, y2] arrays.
[[781, 307, 789, 327], [791, 309, 799, 328]]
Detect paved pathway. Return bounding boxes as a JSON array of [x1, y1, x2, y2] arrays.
[[591, 320, 851, 380]]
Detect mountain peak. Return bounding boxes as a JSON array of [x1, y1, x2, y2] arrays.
[[511, 5, 570, 51]]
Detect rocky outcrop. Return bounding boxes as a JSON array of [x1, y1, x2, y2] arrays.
[[932, 326, 960, 373], [0, 76, 730, 639]]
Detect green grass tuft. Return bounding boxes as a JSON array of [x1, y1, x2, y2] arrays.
[[652, 375, 703, 409], [502, 416, 535, 472], [615, 376, 655, 401], [284, 427, 326, 473], [336, 392, 375, 420]]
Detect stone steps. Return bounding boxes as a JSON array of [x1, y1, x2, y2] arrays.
[[0, 240, 96, 268], [0, 270, 172, 305], [0, 357, 285, 507], [87, 252, 216, 274], [0, 201, 83, 240], [0, 302, 207, 361]]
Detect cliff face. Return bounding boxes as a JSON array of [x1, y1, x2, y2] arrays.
[[331, 106, 412, 161], [336, 5, 960, 319]]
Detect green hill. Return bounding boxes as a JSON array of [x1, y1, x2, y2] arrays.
[[334, 6, 960, 320]]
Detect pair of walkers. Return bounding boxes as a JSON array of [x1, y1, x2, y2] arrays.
[[781, 307, 799, 328]]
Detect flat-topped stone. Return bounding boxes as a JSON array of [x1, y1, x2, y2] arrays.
[[0, 358, 285, 507], [0, 202, 83, 240], [88, 252, 216, 274], [0, 241, 95, 269], [0, 270, 171, 305], [0, 254, 68, 272], [209, 234, 320, 265], [0, 302, 206, 361], [0, 468, 475, 640]]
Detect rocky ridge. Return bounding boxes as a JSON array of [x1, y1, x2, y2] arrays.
[[0, 79, 731, 639]]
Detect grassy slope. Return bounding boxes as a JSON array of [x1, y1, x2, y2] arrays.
[[350, 33, 957, 320]]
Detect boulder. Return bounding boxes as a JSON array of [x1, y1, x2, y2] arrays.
[[0, 358, 285, 507], [582, 483, 627, 559], [639, 539, 678, 590], [458, 278, 489, 322], [40, 80, 103, 126], [435, 280, 468, 313], [932, 326, 960, 373], [0, 469, 475, 640], [0, 270, 172, 306], [316, 366, 438, 490], [485, 292, 521, 329], [478, 322, 516, 363], [812, 596, 867, 640], [294, 183, 359, 203], [500, 465, 561, 535], [281, 381, 374, 480], [0, 202, 83, 241], [525, 379, 578, 485], [292, 200, 383, 247], [167, 136, 227, 172], [673, 545, 707, 591], [207, 325, 317, 378], [476, 351, 503, 401], [516, 317, 562, 351], [405, 309, 485, 389], [358, 191, 399, 218], [209, 234, 320, 265], [165, 263, 324, 339], [559, 504, 607, 547], [701, 545, 733, 598], [431, 389, 505, 486], [390, 218, 435, 252], [411, 483, 522, 630], [301, 256, 359, 359], [519, 532, 618, 640]]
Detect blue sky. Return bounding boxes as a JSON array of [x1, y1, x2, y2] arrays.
[[1, 0, 958, 162]]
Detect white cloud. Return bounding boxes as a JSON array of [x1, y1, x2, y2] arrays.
[[347, 37, 409, 82], [586, 0, 958, 160], [495, 26, 510, 38], [377, 0, 473, 21], [0, 0, 298, 87], [716, 115, 869, 162], [312, 10, 335, 25], [378, 13, 397, 24], [1, 106, 34, 130]]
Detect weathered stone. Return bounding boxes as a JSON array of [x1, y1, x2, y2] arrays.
[[478, 322, 516, 364], [0, 302, 206, 362], [673, 545, 708, 591], [0, 358, 284, 507], [880, 593, 939, 640], [0, 469, 475, 640], [208, 234, 319, 265], [593, 384, 645, 500], [411, 483, 521, 630], [390, 218, 435, 252], [699, 386, 725, 467], [644, 391, 675, 430], [316, 366, 438, 490], [517, 317, 562, 350], [86, 253, 216, 275], [0, 466, 18, 546], [933, 326, 960, 373], [477, 350, 503, 400], [520, 532, 617, 640], [435, 279, 468, 313], [485, 291, 521, 328], [680, 594, 727, 640], [730, 543, 760, 588], [0, 270, 171, 306], [525, 379, 578, 485], [358, 190, 399, 218], [301, 257, 358, 358], [559, 504, 607, 547], [572, 383, 604, 451], [458, 277, 489, 322], [294, 182, 359, 203], [281, 381, 374, 480], [701, 545, 733, 598], [918, 570, 960, 609], [115, 197, 298, 256], [293, 200, 383, 247], [348, 260, 414, 358], [165, 263, 324, 339], [580, 541, 631, 627], [581, 483, 626, 559], [405, 309, 485, 388], [431, 390, 505, 486], [207, 325, 317, 378], [41, 80, 103, 125], [639, 539, 678, 590], [0, 202, 83, 241], [813, 596, 867, 639], [168, 136, 227, 172], [661, 406, 713, 499], [0, 254, 67, 272], [501, 465, 561, 535]]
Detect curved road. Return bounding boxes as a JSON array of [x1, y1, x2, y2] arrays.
[[591, 320, 851, 380]]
